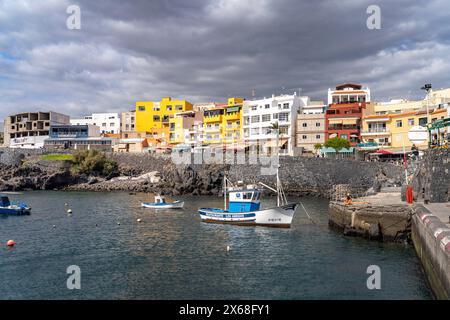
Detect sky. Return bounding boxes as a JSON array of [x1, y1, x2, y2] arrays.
[[1, 0, 450, 119]]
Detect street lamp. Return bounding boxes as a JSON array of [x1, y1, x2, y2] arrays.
[[421, 83, 432, 124]]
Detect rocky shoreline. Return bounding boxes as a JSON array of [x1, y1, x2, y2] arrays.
[[0, 150, 405, 198]]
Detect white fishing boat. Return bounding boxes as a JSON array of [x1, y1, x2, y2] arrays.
[[141, 195, 184, 209]]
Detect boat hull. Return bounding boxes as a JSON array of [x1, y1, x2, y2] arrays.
[[141, 201, 184, 209], [0, 207, 31, 216], [198, 203, 298, 228]]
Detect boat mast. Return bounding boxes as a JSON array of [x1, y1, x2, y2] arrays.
[[276, 125, 280, 207], [224, 173, 227, 210]]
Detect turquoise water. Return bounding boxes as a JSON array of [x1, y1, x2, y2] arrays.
[[0, 191, 432, 299]]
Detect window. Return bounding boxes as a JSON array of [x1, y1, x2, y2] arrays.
[[279, 126, 289, 135], [302, 135, 307, 139], [408, 118, 414, 126], [153, 106, 160, 111], [138, 106, 145, 111], [110, 123, 114, 127], [262, 114, 271, 122], [265, 104, 270, 109], [316, 135, 321, 139], [418, 117, 428, 126], [278, 113, 289, 122], [251, 128, 260, 135], [396, 120, 402, 128], [283, 103, 289, 109], [175, 105, 183, 111], [262, 127, 272, 135], [153, 115, 160, 121], [302, 123, 307, 127], [316, 122, 321, 127], [243, 192, 253, 199], [251, 115, 260, 123], [341, 134, 348, 140], [273, 113, 278, 120], [102, 123, 107, 127], [251, 105, 258, 111], [244, 117, 250, 125], [166, 105, 172, 111]]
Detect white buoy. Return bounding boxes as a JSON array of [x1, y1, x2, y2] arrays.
[[137, 218, 142, 223], [117, 222, 121, 225], [52, 225, 56, 228], [226, 245, 230, 252], [64, 203, 68, 206], [67, 209, 72, 214]]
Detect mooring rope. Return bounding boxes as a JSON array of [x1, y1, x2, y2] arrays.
[[299, 202, 316, 224]]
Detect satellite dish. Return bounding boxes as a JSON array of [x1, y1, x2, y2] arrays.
[[408, 126, 428, 144]]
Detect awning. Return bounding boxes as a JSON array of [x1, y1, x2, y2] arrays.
[[264, 139, 288, 148], [226, 106, 240, 113], [342, 119, 358, 125], [329, 119, 342, 125]]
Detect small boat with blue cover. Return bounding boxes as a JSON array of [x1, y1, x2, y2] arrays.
[[0, 195, 31, 215], [198, 173, 298, 228], [141, 195, 184, 209]]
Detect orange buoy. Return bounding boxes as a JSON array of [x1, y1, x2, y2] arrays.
[[7, 240, 16, 247]]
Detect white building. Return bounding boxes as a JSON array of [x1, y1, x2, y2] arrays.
[[301, 100, 327, 114], [70, 113, 121, 134], [243, 93, 308, 155], [327, 83, 371, 105]]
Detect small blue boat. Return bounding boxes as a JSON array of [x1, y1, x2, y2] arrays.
[[0, 195, 31, 215]]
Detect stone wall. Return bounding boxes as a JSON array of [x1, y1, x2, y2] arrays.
[[0, 147, 45, 166], [110, 153, 404, 197], [412, 149, 450, 203], [412, 204, 450, 299]]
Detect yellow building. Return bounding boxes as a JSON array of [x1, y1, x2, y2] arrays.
[[135, 97, 193, 138], [202, 98, 243, 145], [169, 111, 195, 145], [373, 87, 450, 115], [362, 108, 448, 150]]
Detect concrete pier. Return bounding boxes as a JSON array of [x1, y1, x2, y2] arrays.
[[329, 189, 412, 242], [329, 191, 450, 299], [412, 203, 450, 299]]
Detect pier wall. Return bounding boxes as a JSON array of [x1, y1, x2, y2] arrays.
[[412, 204, 450, 299], [412, 149, 450, 203], [328, 200, 411, 241]]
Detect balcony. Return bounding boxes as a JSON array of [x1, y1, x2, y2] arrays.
[[361, 128, 390, 136]]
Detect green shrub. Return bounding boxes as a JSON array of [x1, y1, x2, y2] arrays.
[[324, 137, 351, 150], [71, 150, 118, 177]]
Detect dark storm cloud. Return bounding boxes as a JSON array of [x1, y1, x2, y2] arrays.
[[1, 0, 450, 119]]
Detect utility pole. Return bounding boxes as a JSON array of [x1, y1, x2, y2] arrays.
[[421, 83, 432, 125]]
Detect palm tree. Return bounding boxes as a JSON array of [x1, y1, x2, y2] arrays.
[[270, 121, 279, 156]]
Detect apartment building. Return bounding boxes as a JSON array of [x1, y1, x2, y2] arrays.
[[361, 105, 449, 150], [135, 97, 193, 145], [71, 113, 121, 134], [201, 98, 244, 146], [326, 83, 371, 146], [243, 93, 307, 155], [169, 111, 196, 145], [121, 110, 136, 133], [3, 111, 70, 148]]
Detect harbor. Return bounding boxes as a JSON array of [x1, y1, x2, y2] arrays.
[[0, 191, 431, 299]]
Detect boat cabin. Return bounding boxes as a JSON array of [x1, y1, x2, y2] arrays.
[[228, 187, 261, 213], [0, 196, 11, 207], [154, 195, 166, 204]]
